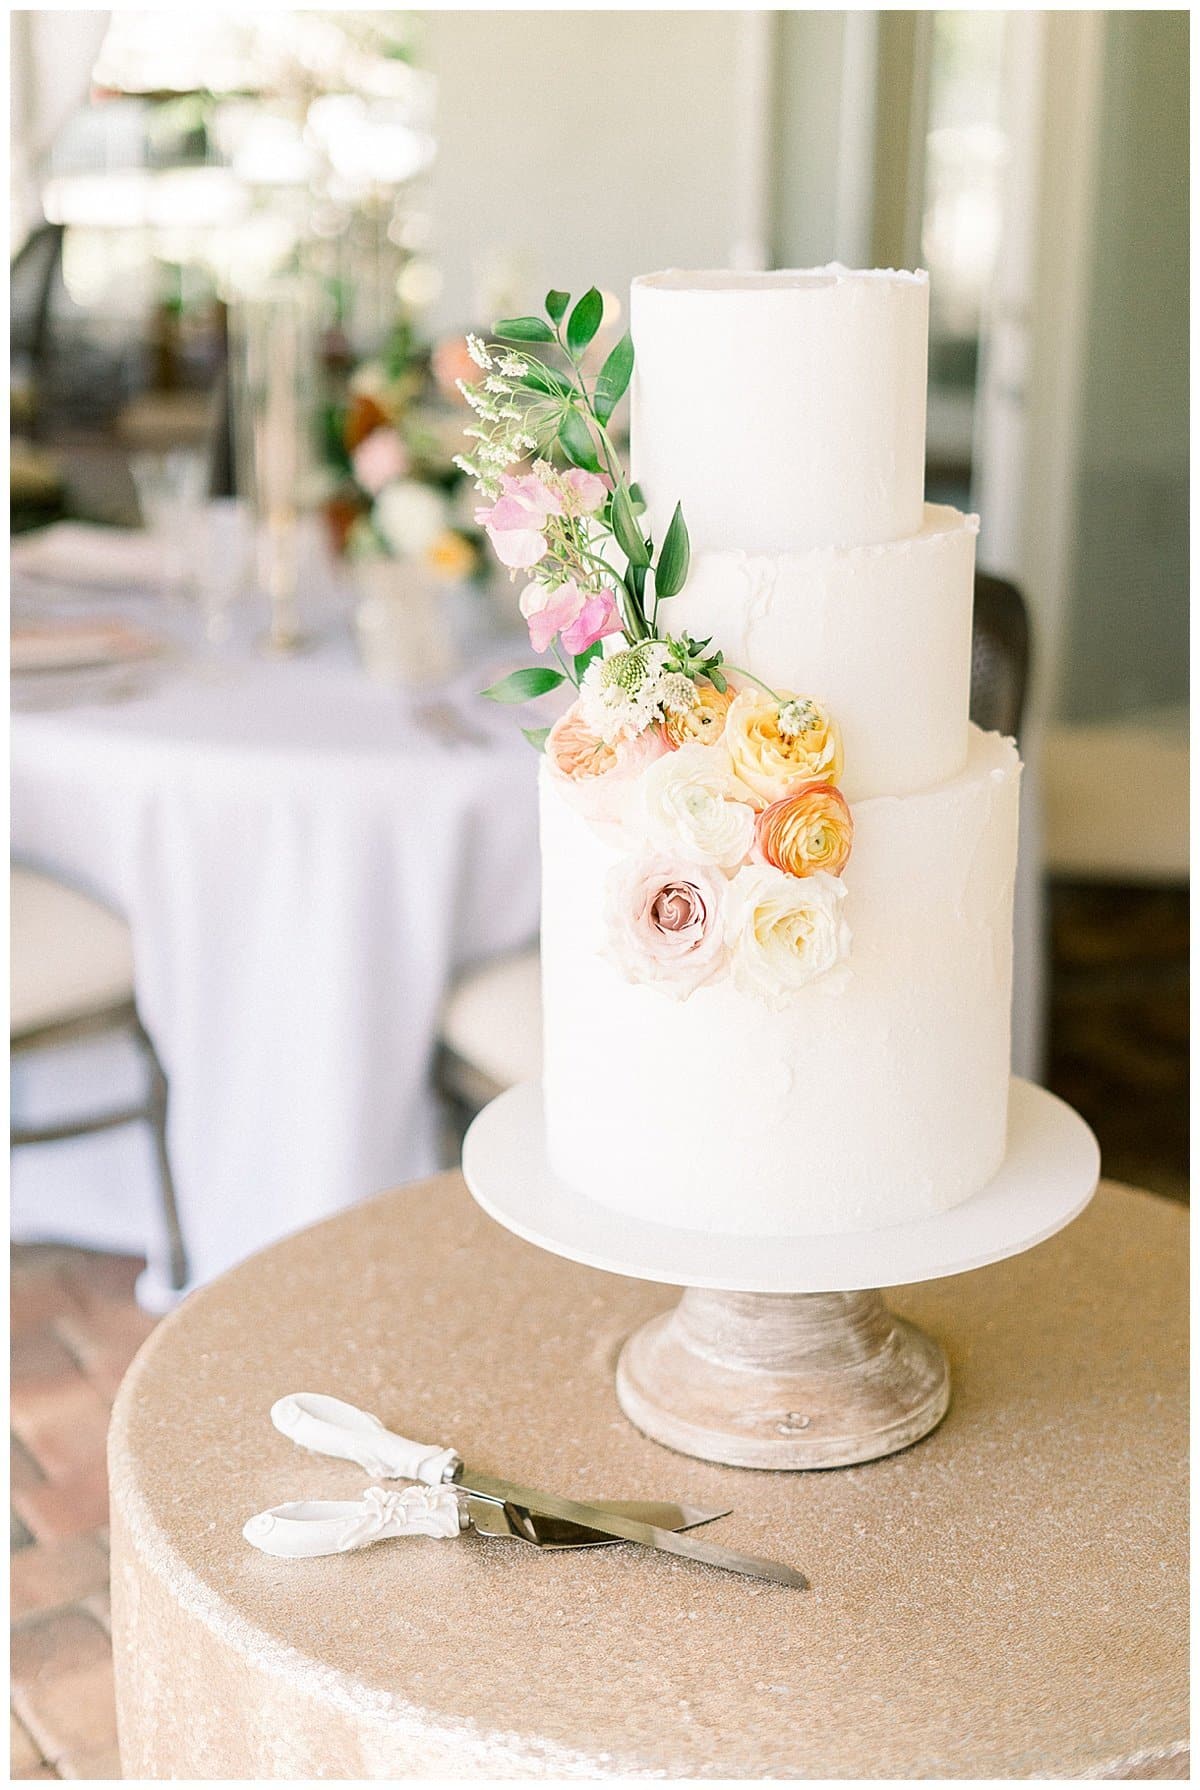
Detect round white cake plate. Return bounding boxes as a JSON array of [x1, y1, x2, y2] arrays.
[[463, 1078, 1100, 1471]]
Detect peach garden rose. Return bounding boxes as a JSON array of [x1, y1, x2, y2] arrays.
[[725, 691, 844, 809], [755, 781, 854, 879], [545, 700, 667, 822]]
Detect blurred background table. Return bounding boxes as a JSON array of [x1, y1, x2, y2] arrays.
[[11, 544, 541, 1306], [109, 1171, 1187, 1780]]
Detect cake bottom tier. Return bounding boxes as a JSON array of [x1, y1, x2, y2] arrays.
[[540, 726, 1022, 1237]]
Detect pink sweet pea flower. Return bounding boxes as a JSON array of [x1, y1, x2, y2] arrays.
[[559, 467, 610, 515], [475, 473, 563, 570], [560, 587, 620, 655], [352, 428, 409, 495], [519, 580, 620, 656]]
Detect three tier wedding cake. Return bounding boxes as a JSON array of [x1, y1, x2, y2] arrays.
[[466, 267, 1021, 1239]]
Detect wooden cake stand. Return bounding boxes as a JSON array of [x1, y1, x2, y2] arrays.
[[462, 1079, 1100, 1470]]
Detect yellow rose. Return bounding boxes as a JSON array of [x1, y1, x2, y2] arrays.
[[661, 679, 735, 749], [755, 782, 853, 878], [425, 530, 478, 582], [724, 691, 844, 809]]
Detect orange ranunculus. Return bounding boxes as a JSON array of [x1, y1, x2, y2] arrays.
[[660, 679, 735, 749], [755, 781, 853, 879]]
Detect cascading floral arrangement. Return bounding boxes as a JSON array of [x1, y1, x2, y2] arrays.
[[457, 285, 855, 1007]]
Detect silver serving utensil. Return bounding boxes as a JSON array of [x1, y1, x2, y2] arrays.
[[270, 1393, 806, 1587], [468, 1496, 728, 1549]]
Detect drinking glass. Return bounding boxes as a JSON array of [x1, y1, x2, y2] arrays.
[[130, 449, 209, 605]]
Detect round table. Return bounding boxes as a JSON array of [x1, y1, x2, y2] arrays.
[[11, 565, 541, 1305], [109, 1172, 1187, 1780]]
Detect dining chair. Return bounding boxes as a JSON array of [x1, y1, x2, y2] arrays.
[[437, 574, 1032, 1119], [10, 865, 188, 1290]]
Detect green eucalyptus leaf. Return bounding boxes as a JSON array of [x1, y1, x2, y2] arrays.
[[545, 290, 570, 325], [566, 286, 604, 358], [593, 331, 634, 424], [481, 667, 565, 704], [558, 405, 601, 472], [653, 501, 691, 601], [522, 725, 552, 752], [707, 667, 727, 694], [494, 316, 556, 343], [610, 480, 651, 568], [573, 640, 604, 680]]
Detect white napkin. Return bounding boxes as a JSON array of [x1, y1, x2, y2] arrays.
[[11, 523, 163, 591]]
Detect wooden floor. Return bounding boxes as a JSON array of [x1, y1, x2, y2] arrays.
[[7, 879, 1188, 1779], [10, 1247, 154, 1781]]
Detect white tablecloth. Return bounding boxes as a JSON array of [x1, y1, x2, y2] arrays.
[[11, 565, 541, 1306]]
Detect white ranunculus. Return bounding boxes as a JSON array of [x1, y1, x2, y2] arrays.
[[374, 481, 448, 558], [726, 864, 850, 1007], [640, 741, 756, 869]]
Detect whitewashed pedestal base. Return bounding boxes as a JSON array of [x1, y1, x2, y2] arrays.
[[617, 1287, 950, 1469], [462, 1078, 1099, 1472]]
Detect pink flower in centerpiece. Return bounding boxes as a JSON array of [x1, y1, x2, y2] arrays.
[[432, 336, 479, 397], [559, 467, 610, 515], [603, 853, 728, 999], [519, 579, 620, 656], [475, 473, 563, 569], [545, 699, 667, 823], [352, 428, 410, 496]]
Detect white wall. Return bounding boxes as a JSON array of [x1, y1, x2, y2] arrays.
[[417, 10, 747, 329]]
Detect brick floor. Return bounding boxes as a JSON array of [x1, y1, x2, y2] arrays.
[[10, 1246, 155, 1782]]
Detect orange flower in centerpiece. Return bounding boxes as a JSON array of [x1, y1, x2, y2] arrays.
[[660, 679, 735, 749], [755, 781, 854, 879]]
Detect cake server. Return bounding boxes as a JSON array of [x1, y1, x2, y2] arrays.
[[270, 1393, 806, 1587]]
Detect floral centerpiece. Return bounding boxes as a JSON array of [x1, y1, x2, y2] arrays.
[[323, 313, 485, 583], [458, 285, 855, 1006]]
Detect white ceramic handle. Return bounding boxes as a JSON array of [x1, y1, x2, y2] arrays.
[[270, 1393, 461, 1485], [243, 1484, 467, 1559]]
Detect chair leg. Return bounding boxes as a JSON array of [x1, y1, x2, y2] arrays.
[[137, 1027, 189, 1292]]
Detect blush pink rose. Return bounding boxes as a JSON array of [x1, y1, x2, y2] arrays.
[[519, 580, 620, 656], [352, 428, 409, 495], [603, 854, 728, 999], [559, 467, 610, 514], [475, 473, 563, 570]]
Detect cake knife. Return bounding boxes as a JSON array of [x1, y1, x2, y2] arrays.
[[271, 1394, 806, 1587]]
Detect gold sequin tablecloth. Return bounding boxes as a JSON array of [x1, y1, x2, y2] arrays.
[[109, 1174, 1187, 1779]]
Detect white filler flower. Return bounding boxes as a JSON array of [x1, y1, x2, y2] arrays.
[[640, 742, 756, 869], [726, 864, 850, 1007]]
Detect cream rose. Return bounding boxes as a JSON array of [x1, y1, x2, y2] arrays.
[[639, 741, 756, 869], [604, 854, 728, 999], [726, 865, 850, 1007], [724, 691, 844, 809]]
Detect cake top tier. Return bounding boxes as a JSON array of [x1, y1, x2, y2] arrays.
[[629, 265, 929, 556]]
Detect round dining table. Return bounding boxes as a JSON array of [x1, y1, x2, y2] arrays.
[[108, 1170, 1188, 1779], [11, 537, 542, 1307]]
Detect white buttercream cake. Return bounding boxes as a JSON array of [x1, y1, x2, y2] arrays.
[[538, 266, 1021, 1236]]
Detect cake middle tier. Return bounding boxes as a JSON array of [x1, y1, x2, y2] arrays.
[[540, 725, 1021, 1238], [662, 504, 977, 801]]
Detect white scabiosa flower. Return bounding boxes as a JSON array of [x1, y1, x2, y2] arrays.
[[726, 865, 850, 1007], [578, 640, 670, 742], [640, 742, 756, 869], [374, 481, 448, 558]]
